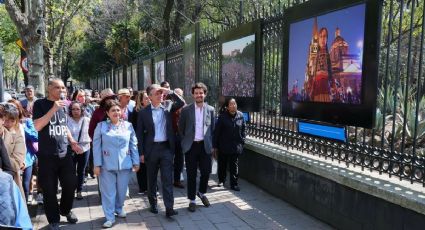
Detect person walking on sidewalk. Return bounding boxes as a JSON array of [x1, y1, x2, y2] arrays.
[[67, 101, 91, 200], [214, 98, 246, 191], [33, 78, 81, 230], [179, 82, 216, 212], [131, 90, 150, 194], [93, 99, 139, 228], [136, 84, 184, 218]]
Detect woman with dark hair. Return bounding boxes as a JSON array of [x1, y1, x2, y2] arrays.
[[213, 98, 246, 191], [0, 103, 26, 198], [87, 93, 117, 178], [7, 99, 38, 203], [93, 99, 139, 228], [130, 90, 150, 194], [67, 101, 91, 200]]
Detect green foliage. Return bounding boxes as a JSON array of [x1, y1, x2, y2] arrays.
[[0, 5, 19, 45]]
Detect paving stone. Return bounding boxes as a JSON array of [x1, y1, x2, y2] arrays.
[[30, 169, 332, 230]]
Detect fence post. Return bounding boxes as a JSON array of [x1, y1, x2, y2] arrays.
[[195, 21, 200, 83], [0, 40, 4, 102]]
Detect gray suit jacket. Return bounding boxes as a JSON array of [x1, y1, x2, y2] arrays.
[[179, 103, 215, 154]]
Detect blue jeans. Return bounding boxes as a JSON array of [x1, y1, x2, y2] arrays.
[[73, 150, 90, 192], [22, 165, 33, 201]]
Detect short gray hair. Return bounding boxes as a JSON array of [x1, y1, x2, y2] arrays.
[[146, 84, 160, 96]]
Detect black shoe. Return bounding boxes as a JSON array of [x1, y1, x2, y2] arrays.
[[48, 223, 60, 230], [231, 185, 240, 191], [150, 204, 158, 214], [188, 203, 196, 212], [62, 211, 78, 224], [217, 181, 224, 187], [165, 208, 178, 217], [197, 192, 210, 207], [173, 181, 185, 188]]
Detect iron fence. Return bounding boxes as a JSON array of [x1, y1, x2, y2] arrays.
[[90, 0, 425, 186]]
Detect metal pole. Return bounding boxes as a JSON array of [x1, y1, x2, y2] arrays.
[[0, 40, 4, 102]]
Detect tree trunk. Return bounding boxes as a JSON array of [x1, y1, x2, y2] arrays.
[[5, 0, 46, 96], [162, 0, 173, 46], [172, 0, 184, 40]]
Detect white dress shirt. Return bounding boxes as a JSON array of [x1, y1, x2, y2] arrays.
[[194, 105, 204, 141]]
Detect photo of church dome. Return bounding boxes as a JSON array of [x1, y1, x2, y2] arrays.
[[287, 4, 365, 105]]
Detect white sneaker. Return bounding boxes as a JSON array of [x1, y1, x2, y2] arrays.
[[116, 211, 126, 218], [27, 194, 33, 205], [36, 193, 44, 205], [102, 220, 114, 228]]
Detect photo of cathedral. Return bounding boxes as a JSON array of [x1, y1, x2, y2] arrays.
[[287, 4, 365, 105]]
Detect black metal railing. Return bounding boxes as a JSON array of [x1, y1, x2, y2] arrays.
[[90, 0, 425, 186]]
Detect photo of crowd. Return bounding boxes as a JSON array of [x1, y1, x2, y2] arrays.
[[155, 60, 165, 84], [184, 33, 196, 98], [222, 34, 256, 97], [143, 60, 152, 87], [287, 4, 365, 105]]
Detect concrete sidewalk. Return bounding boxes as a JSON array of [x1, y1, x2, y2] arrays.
[[30, 164, 333, 230]]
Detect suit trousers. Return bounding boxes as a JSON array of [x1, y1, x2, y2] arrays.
[[173, 134, 184, 182], [185, 141, 212, 200], [217, 153, 239, 186], [136, 162, 147, 192], [146, 142, 174, 209], [38, 154, 77, 224], [99, 169, 131, 222]]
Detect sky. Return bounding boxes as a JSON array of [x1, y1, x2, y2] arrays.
[[222, 34, 255, 56], [287, 3, 366, 88]]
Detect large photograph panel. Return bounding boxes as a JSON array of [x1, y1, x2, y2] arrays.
[[219, 20, 262, 112], [154, 55, 166, 84], [183, 32, 196, 98], [222, 34, 255, 97], [287, 4, 365, 104], [281, 0, 382, 128], [143, 59, 152, 88]]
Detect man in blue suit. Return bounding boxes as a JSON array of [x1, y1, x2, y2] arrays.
[[136, 84, 184, 217], [179, 82, 216, 212]]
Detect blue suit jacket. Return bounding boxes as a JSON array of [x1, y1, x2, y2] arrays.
[[136, 91, 184, 159]]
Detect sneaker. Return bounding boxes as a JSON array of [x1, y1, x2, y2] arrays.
[[76, 192, 83, 200], [102, 220, 114, 228], [62, 211, 78, 224], [48, 223, 60, 230], [116, 211, 126, 218], [36, 193, 44, 205], [27, 194, 33, 205]]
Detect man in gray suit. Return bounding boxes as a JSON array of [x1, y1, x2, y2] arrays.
[[179, 82, 216, 212], [136, 84, 184, 217]]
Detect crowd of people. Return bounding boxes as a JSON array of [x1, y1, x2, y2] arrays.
[[0, 78, 247, 230], [222, 60, 255, 97]]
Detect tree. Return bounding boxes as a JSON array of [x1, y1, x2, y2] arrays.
[[0, 5, 20, 90], [5, 0, 45, 96]]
